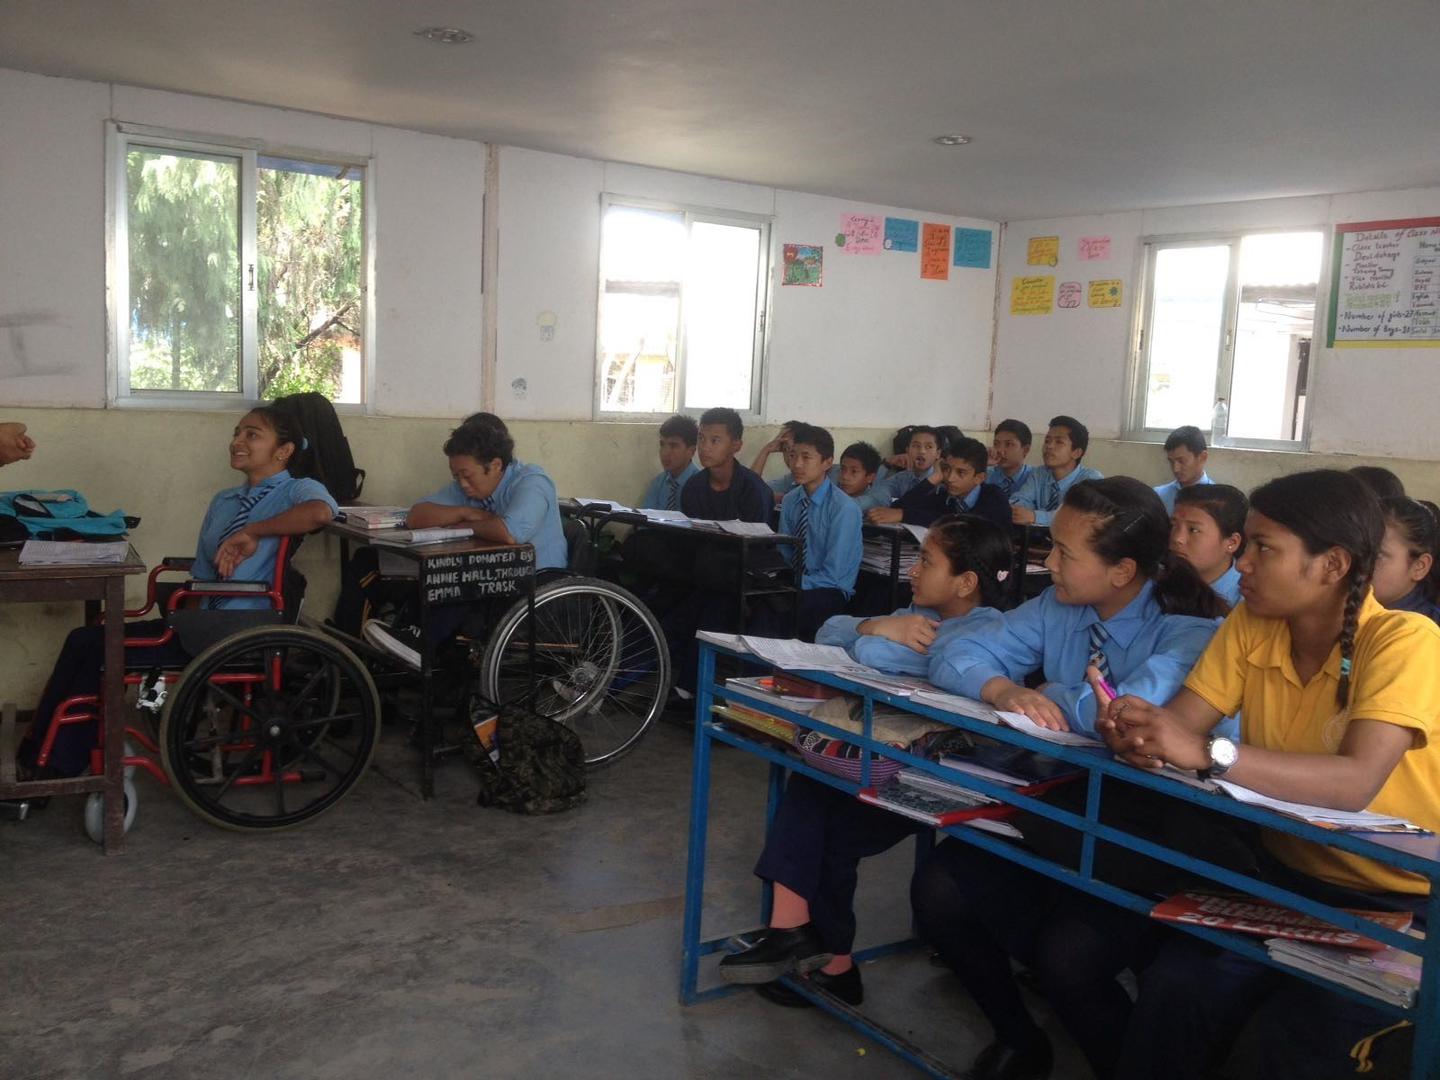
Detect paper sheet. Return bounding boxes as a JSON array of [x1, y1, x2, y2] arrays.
[[737, 636, 874, 674], [1215, 781, 1422, 830], [18, 540, 130, 565]]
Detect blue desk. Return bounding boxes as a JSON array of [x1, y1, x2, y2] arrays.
[[679, 639, 1440, 1079]]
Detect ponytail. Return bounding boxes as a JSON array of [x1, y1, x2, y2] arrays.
[[248, 404, 310, 477], [1381, 496, 1440, 604], [927, 514, 1013, 610]]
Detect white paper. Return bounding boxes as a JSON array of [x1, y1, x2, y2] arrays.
[[902, 523, 929, 544], [695, 629, 745, 650], [715, 520, 774, 537], [639, 509, 692, 526], [996, 711, 1105, 748], [844, 672, 932, 696], [18, 540, 130, 565], [911, 689, 1003, 724], [737, 636, 873, 674], [1215, 781, 1419, 829], [370, 527, 475, 546]]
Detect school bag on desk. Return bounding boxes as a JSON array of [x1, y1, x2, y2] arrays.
[[0, 489, 136, 540]]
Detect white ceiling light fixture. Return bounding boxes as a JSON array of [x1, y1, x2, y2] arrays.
[[932, 134, 972, 146], [414, 26, 475, 44]]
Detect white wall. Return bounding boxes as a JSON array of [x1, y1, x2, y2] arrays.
[[0, 68, 486, 417], [496, 147, 1000, 428], [991, 187, 1440, 459]]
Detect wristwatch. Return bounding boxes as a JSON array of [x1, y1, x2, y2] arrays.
[[1199, 735, 1239, 780]]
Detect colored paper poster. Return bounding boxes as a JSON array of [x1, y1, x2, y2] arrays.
[[1027, 235, 1060, 266], [1057, 281, 1082, 308], [836, 213, 882, 254], [1010, 275, 1055, 315], [883, 217, 919, 252], [782, 244, 823, 286], [1079, 235, 1111, 261], [1088, 279, 1123, 308], [921, 223, 951, 280], [952, 227, 993, 269]]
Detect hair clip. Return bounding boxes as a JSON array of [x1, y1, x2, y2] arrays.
[[1339, 657, 1353, 677], [995, 570, 1009, 582], [300, 436, 310, 451]]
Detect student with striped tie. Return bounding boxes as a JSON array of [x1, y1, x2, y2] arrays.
[[20, 405, 337, 778], [1010, 415, 1104, 527], [776, 423, 862, 641], [639, 414, 699, 511], [918, 477, 1228, 1080]]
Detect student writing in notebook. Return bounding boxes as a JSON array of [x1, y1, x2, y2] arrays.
[[1098, 471, 1440, 1080]]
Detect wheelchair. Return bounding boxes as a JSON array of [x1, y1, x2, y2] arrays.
[[31, 537, 381, 840]]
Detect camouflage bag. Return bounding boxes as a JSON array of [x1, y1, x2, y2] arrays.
[[465, 693, 586, 815]]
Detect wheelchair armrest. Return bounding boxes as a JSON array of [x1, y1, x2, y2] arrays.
[[125, 557, 202, 618], [161, 556, 196, 571], [184, 579, 270, 594]]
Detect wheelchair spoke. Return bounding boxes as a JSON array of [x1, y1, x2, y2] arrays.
[[211, 743, 265, 802], [204, 683, 266, 725], [272, 765, 286, 815], [288, 738, 353, 780], [286, 711, 363, 733]]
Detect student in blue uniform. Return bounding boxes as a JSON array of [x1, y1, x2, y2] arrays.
[[640, 413, 699, 510], [1152, 425, 1214, 514], [878, 425, 946, 503], [1170, 483, 1246, 608], [986, 418, 1033, 498], [868, 437, 1010, 529], [777, 423, 862, 640], [20, 405, 338, 777], [1010, 415, 1104, 527], [751, 419, 804, 504], [364, 412, 566, 669], [1373, 495, 1440, 624], [835, 441, 887, 510], [914, 477, 1226, 1080], [718, 517, 1013, 1006], [680, 407, 772, 523]]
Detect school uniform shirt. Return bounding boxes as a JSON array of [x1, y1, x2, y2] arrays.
[[894, 480, 1012, 529], [680, 461, 773, 523], [1010, 464, 1105, 526], [986, 463, 1033, 500], [423, 459, 567, 570], [641, 460, 700, 511], [1153, 472, 1215, 515], [1209, 563, 1243, 608], [818, 603, 1006, 678], [1389, 585, 1440, 627], [929, 580, 1225, 737], [192, 470, 338, 609], [779, 477, 863, 598], [881, 466, 935, 504], [1184, 593, 1440, 895]]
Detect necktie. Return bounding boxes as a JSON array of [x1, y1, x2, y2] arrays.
[[1088, 621, 1112, 684], [222, 479, 279, 539], [476, 496, 495, 513], [792, 497, 809, 578], [1044, 476, 1062, 512], [665, 477, 679, 511], [946, 495, 963, 514]]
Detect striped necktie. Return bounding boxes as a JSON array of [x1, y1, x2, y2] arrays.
[[665, 477, 679, 511], [946, 495, 963, 514], [1088, 621, 1112, 684], [792, 497, 809, 577], [1044, 476, 1062, 512], [222, 478, 280, 539], [476, 496, 495, 513]]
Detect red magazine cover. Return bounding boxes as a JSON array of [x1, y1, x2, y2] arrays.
[[1150, 891, 1412, 951]]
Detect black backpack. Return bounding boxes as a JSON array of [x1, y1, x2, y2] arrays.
[[273, 391, 365, 503], [465, 694, 586, 815]]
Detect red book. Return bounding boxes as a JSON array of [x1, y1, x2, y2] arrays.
[[1149, 891, 1413, 951]]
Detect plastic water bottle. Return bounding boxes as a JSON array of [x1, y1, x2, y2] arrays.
[[1211, 398, 1229, 439]]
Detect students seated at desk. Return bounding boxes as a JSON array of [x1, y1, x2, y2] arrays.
[[1152, 424, 1214, 514], [680, 407, 772, 523], [751, 419, 802, 504], [363, 412, 565, 669], [1169, 483, 1246, 608], [877, 425, 946, 503], [19, 406, 337, 778], [1096, 471, 1440, 1080], [985, 417, 1033, 499], [717, 518, 1012, 1006], [1374, 495, 1440, 625], [915, 478, 1226, 1080], [640, 413, 699, 510], [777, 423, 863, 640], [1350, 464, 1406, 499], [866, 437, 1010, 529], [835, 441, 887, 511], [1009, 414, 1103, 527]]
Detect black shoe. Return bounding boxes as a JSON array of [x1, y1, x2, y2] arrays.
[[962, 1039, 1053, 1080], [718, 924, 832, 985], [755, 963, 863, 1008]]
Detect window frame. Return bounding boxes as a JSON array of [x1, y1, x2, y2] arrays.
[[105, 122, 373, 411], [1124, 226, 1330, 452], [593, 193, 772, 423]]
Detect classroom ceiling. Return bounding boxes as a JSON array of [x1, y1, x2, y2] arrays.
[[2, 0, 1438, 221]]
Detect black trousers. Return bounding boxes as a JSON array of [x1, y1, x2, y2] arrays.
[[752, 773, 923, 955]]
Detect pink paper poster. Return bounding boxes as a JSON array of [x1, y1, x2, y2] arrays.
[[1079, 236, 1111, 261], [837, 214, 883, 255]]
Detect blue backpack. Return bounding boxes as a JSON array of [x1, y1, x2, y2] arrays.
[[0, 489, 135, 540]]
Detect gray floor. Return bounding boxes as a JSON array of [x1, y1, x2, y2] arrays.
[[1, 717, 1090, 1079]]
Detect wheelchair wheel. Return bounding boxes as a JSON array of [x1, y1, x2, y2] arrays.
[[478, 578, 670, 768], [159, 625, 380, 831], [83, 777, 137, 844]]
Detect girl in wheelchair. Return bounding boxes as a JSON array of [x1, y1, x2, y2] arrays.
[[18, 405, 337, 778]]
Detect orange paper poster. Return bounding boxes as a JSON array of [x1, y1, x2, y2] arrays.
[[1010, 275, 1055, 315], [921, 223, 950, 280], [1088, 279, 1123, 308], [1027, 236, 1060, 266]]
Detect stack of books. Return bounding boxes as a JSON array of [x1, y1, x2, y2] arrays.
[[339, 505, 408, 529], [859, 769, 1022, 836], [1266, 934, 1423, 1008], [1150, 891, 1414, 950]]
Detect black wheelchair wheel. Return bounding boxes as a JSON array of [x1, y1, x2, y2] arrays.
[[159, 625, 380, 831], [478, 578, 670, 768]]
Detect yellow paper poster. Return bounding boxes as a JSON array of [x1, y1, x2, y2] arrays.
[[1088, 279, 1123, 308], [1026, 236, 1060, 266], [1010, 275, 1055, 315]]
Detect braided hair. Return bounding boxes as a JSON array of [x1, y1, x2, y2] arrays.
[[1380, 496, 1440, 603], [1249, 470, 1383, 709], [927, 514, 1013, 609], [1063, 477, 1228, 619]]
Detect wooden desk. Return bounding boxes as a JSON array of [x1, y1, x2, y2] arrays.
[[0, 546, 146, 853]]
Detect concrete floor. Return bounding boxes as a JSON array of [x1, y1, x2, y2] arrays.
[[1, 717, 1091, 1079]]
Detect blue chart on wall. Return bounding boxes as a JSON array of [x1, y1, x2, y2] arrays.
[[883, 217, 919, 252], [953, 228, 993, 269]]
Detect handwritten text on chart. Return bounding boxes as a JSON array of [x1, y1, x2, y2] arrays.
[[952, 228, 993, 269], [921, 224, 951, 280], [1027, 236, 1060, 266], [1010, 276, 1055, 315], [1088, 280, 1123, 308], [884, 217, 919, 252], [1333, 223, 1440, 342], [838, 214, 882, 254], [1079, 236, 1111, 261], [1057, 281, 1082, 308]]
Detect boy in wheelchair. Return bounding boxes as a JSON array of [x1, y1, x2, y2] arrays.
[[18, 405, 337, 779]]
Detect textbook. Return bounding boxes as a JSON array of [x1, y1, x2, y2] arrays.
[[1266, 934, 1423, 1008], [18, 539, 130, 565], [1149, 891, 1414, 950], [858, 777, 1022, 837], [710, 703, 799, 747], [937, 742, 1081, 787], [368, 527, 476, 547], [338, 505, 408, 529]]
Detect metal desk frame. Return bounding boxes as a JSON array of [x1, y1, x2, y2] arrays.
[[680, 640, 1440, 1079]]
